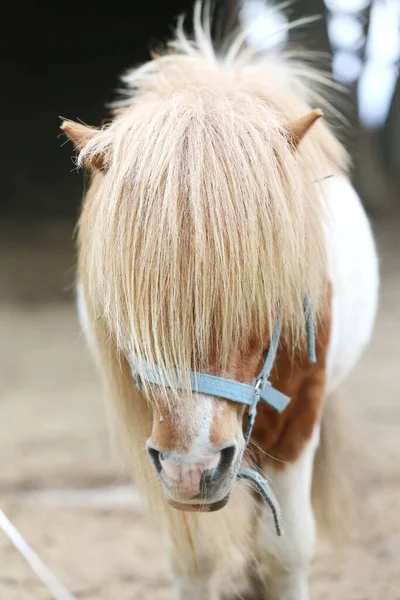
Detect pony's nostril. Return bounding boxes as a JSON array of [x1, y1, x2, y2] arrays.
[[147, 445, 162, 474], [218, 444, 236, 474]]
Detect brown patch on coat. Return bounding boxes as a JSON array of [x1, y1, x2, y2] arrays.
[[249, 288, 332, 467], [208, 348, 263, 447], [149, 397, 192, 453], [209, 399, 243, 447]]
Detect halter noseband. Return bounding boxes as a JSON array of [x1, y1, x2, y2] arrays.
[[129, 295, 316, 536]]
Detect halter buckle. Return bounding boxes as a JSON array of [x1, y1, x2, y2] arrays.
[[254, 377, 271, 393], [254, 378, 262, 391]]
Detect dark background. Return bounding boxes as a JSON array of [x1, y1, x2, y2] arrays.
[[5, 0, 396, 221], [1, 0, 195, 219]]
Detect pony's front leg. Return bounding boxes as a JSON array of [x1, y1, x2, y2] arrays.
[[257, 428, 319, 600], [173, 573, 219, 600], [168, 531, 220, 600]]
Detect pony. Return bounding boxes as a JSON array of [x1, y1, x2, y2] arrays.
[[61, 4, 379, 598]]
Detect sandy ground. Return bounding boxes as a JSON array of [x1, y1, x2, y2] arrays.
[[0, 219, 399, 599]]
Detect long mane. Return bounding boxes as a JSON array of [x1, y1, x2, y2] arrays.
[[78, 2, 348, 397]]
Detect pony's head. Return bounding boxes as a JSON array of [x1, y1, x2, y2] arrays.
[[62, 7, 348, 512], [134, 343, 269, 510]]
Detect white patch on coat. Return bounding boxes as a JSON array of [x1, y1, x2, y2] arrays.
[[323, 175, 379, 395]]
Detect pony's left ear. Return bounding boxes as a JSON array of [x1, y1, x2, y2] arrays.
[[285, 109, 323, 149], [60, 120, 106, 171]]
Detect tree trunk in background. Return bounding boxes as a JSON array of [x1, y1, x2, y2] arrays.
[[382, 43, 400, 208], [383, 79, 400, 176], [289, 0, 395, 216], [350, 2, 395, 216], [224, 0, 240, 30], [287, 0, 344, 134], [288, 0, 331, 56], [212, 0, 241, 49]]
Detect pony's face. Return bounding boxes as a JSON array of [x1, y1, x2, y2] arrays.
[[62, 99, 328, 511], [145, 348, 263, 511]]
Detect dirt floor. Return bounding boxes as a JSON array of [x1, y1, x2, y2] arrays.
[[0, 219, 399, 599]]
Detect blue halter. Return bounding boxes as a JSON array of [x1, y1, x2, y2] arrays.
[[129, 295, 316, 536]]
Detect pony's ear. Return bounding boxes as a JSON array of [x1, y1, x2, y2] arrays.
[[285, 109, 323, 149], [60, 120, 106, 171]]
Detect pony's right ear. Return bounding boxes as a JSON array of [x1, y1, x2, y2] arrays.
[[60, 120, 106, 171]]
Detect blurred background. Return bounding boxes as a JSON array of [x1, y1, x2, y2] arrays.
[[0, 1, 399, 598]]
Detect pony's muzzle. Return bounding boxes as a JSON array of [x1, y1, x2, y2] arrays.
[[146, 443, 237, 503]]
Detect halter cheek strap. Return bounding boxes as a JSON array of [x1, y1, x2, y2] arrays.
[[129, 295, 316, 536]]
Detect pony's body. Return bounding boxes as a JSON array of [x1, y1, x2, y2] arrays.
[[65, 7, 378, 599]]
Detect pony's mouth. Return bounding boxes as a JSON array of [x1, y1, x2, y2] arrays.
[[167, 495, 230, 512]]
